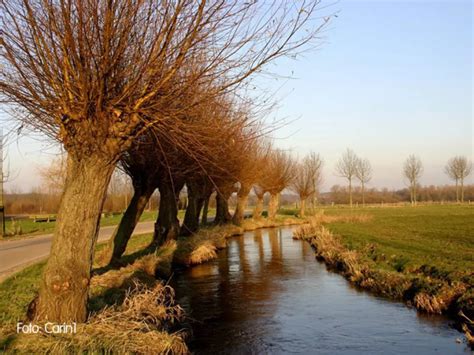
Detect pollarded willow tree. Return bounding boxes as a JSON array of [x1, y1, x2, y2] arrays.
[[231, 130, 269, 226], [403, 154, 423, 205], [251, 142, 273, 220], [291, 152, 323, 217], [335, 148, 358, 207], [260, 149, 296, 220], [106, 132, 165, 266], [1, 0, 331, 322], [445, 156, 472, 203]]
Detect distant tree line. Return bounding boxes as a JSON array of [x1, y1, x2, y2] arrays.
[[333, 149, 472, 206]]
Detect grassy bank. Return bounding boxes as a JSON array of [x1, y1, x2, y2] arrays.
[[0, 215, 306, 353], [293, 205, 474, 347]]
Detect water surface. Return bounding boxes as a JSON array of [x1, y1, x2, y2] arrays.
[[172, 227, 469, 354]]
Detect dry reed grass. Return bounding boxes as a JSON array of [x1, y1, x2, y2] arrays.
[[174, 225, 241, 266], [414, 283, 467, 314], [459, 311, 474, 347], [311, 210, 373, 224], [91, 241, 177, 293], [3, 282, 188, 354]]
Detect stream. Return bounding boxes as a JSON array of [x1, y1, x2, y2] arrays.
[[172, 226, 469, 354]]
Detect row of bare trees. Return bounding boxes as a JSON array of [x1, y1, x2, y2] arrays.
[[1, 0, 331, 322], [336, 150, 472, 206], [445, 156, 472, 203], [328, 184, 474, 205], [404, 155, 472, 205], [335, 149, 372, 207]]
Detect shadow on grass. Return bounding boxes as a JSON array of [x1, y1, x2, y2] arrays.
[[0, 333, 17, 352], [93, 244, 158, 276]]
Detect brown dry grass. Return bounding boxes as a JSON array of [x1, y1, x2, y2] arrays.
[[2, 283, 188, 354], [91, 241, 177, 293], [311, 210, 373, 224], [413, 283, 467, 314], [174, 225, 241, 266]]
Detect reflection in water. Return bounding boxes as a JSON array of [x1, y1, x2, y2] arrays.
[[172, 227, 468, 354]]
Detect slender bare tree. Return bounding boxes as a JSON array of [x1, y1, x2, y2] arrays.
[[403, 155, 423, 205], [445, 156, 472, 203], [445, 158, 461, 202], [335, 149, 358, 207], [291, 152, 323, 217], [355, 157, 372, 206]]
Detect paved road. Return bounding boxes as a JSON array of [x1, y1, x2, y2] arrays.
[[0, 221, 155, 281]]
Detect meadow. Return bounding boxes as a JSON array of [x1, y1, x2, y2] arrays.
[[321, 204, 473, 280]]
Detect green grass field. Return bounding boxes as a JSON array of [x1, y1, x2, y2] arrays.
[[320, 204, 474, 281], [3, 210, 160, 238], [0, 232, 154, 324]]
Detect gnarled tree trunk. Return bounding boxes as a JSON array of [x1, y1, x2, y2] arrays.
[[201, 192, 212, 225], [299, 198, 306, 217], [268, 192, 280, 220], [107, 182, 156, 265], [182, 181, 203, 236], [253, 194, 264, 220], [232, 184, 250, 226], [35, 153, 115, 322], [214, 191, 232, 225], [182, 178, 213, 235], [151, 176, 185, 247]]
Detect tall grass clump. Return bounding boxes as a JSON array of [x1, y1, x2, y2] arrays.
[[1, 282, 187, 354]]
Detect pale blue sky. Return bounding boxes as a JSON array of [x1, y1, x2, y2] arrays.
[[2, 0, 473, 192]]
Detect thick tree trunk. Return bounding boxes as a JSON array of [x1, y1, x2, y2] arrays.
[[152, 177, 184, 247], [201, 194, 211, 225], [268, 192, 280, 220], [35, 154, 115, 322], [181, 182, 202, 236], [107, 185, 155, 265], [299, 198, 306, 217], [253, 195, 264, 220], [214, 193, 232, 225], [232, 185, 250, 226]]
